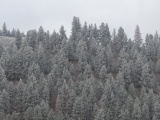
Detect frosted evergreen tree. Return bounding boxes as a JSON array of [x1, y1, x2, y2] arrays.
[[128, 83, 136, 99], [106, 44, 113, 72], [7, 82, 16, 110], [0, 43, 4, 58], [88, 86, 96, 120], [157, 46, 160, 60], [142, 63, 153, 92], [0, 112, 5, 120], [50, 30, 59, 50], [18, 44, 34, 79], [55, 94, 62, 113], [81, 90, 88, 120], [15, 29, 22, 50], [58, 25, 67, 50], [92, 24, 99, 41], [33, 105, 43, 120], [37, 42, 46, 73], [40, 100, 50, 120], [99, 23, 111, 47], [134, 53, 143, 87], [84, 64, 92, 79], [99, 65, 108, 83], [126, 95, 134, 118], [95, 81, 103, 101], [118, 85, 128, 108], [117, 27, 125, 51], [78, 46, 87, 72], [47, 109, 55, 120], [16, 79, 25, 113], [76, 40, 87, 58], [28, 62, 41, 82], [132, 97, 142, 120], [1, 89, 10, 113], [62, 68, 72, 83], [94, 108, 104, 120], [28, 30, 37, 51], [48, 68, 57, 99], [59, 25, 67, 40], [154, 97, 160, 120], [42, 83, 50, 102], [0, 64, 6, 82], [146, 34, 156, 61], [116, 71, 125, 88], [129, 60, 135, 82], [120, 59, 131, 90], [89, 37, 97, 57], [142, 103, 150, 120], [156, 59, 160, 74], [118, 107, 129, 120], [0, 78, 8, 91], [141, 90, 149, 107], [2, 22, 7, 36], [37, 26, 45, 44], [24, 107, 33, 120], [72, 96, 81, 120], [11, 28, 16, 37], [10, 112, 20, 120], [66, 89, 76, 117], [148, 89, 155, 119], [94, 46, 106, 73], [82, 21, 89, 41], [134, 25, 142, 49], [70, 16, 82, 52], [60, 80, 70, 114]]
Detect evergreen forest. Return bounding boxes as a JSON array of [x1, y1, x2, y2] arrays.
[[0, 17, 160, 120]]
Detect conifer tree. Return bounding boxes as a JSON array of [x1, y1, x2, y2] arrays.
[[72, 96, 81, 120], [66, 89, 76, 117], [47, 109, 55, 120], [2, 22, 7, 36], [81, 90, 88, 120], [134, 25, 142, 48], [94, 108, 104, 120], [10, 112, 20, 120], [132, 97, 142, 120], [99, 65, 108, 83], [99, 23, 111, 47], [37, 26, 45, 44], [117, 27, 125, 51], [70, 16, 82, 52], [78, 46, 87, 72], [134, 54, 143, 87], [55, 94, 61, 114], [1, 89, 10, 113], [24, 107, 33, 120], [28, 30, 37, 51], [156, 59, 160, 74], [15, 29, 22, 50], [142, 103, 150, 120], [142, 63, 153, 92]]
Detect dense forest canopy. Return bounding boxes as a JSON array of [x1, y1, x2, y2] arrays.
[[0, 17, 160, 120]]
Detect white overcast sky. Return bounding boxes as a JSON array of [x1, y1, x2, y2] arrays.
[[0, 0, 160, 39]]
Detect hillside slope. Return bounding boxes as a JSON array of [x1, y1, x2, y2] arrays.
[[0, 36, 15, 47]]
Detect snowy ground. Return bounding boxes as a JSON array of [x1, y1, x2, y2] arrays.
[[0, 36, 15, 47]]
